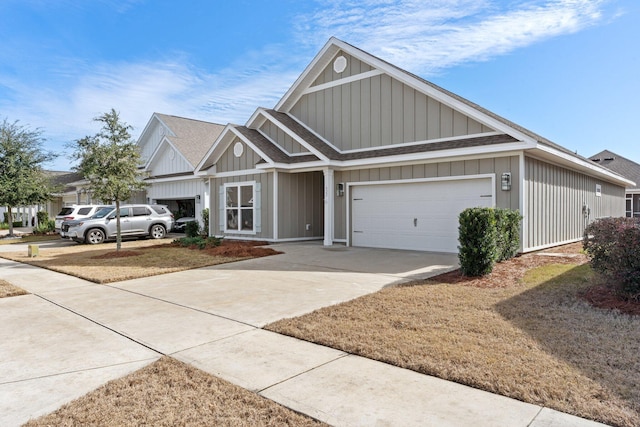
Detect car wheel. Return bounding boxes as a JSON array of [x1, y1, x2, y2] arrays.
[[86, 228, 105, 244], [150, 224, 166, 239]]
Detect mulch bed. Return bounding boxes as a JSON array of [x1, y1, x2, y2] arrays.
[[430, 243, 588, 289], [92, 240, 282, 260], [581, 282, 640, 316], [427, 242, 639, 317], [91, 250, 141, 259]]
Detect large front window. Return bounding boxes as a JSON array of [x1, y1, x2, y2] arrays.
[[225, 183, 254, 232]]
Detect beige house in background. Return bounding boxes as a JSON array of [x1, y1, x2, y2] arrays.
[[196, 37, 632, 253]]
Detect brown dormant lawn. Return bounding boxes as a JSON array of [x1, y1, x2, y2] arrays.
[[0, 279, 28, 298], [266, 245, 640, 427], [24, 356, 324, 427], [0, 239, 280, 284]]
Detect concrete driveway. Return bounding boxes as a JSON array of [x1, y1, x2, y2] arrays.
[[0, 241, 607, 426]]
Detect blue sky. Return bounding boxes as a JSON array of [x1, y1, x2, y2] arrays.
[[1, 0, 638, 171]]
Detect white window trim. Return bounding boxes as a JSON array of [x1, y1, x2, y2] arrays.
[[223, 181, 257, 234]]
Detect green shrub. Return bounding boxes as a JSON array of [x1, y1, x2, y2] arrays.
[[37, 210, 49, 225], [185, 220, 201, 238], [495, 208, 522, 262], [201, 208, 210, 236], [173, 236, 222, 250], [458, 207, 498, 276], [32, 219, 55, 235], [583, 217, 640, 299]]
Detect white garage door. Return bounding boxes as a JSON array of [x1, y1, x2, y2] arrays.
[[351, 178, 493, 253]]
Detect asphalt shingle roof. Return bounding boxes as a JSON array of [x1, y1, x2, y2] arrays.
[[155, 113, 225, 167], [589, 150, 640, 189]]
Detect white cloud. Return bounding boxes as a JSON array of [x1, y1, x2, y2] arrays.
[[297, 0, 609, 74], [0, 0, 617, 172]]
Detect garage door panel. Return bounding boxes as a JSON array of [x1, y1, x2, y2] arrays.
[[351, 178, 493, 253]]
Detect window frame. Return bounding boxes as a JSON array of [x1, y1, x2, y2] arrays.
[[223, 181, 256, 234]]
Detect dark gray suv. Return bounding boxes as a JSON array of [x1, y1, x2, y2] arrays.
[[61, 204, 175, 244]]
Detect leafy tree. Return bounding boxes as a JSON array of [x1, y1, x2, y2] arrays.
[[71, 109, 146, 250], [0, 119, 57, 237]]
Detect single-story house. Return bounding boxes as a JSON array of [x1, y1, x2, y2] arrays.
[[138, 113, 224, 225], [590, 150, 640, 218], [195, 37, 632, 253]]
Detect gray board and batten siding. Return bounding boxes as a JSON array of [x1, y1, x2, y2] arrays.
[[291, 56, 494, 152], [212, 168, 324, 242], [215, 136, 264, 174], [524, 156, 625, 251], [212, 172, 273, 240]]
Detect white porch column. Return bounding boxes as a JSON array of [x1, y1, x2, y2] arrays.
[[323, 168, 334, 246]]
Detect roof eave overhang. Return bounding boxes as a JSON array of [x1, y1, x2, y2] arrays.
[[529, 144, 635, 187], [195, 125, 276, 173], [255, 143, 527, 172]]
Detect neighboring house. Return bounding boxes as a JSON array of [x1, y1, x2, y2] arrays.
[[138, 113, 225, 226], [590, 150, 640, 218], [1, 171, 86, 226], [191, 37, 631, 253]]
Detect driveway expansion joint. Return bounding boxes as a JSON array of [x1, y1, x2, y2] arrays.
[[34, 293, 165, 357], [256, 352, 350, 394]]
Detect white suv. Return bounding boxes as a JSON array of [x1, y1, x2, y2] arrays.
[[54, 205, 110, 232]]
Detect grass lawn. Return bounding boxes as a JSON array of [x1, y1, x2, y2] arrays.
[[0, 239, 279, 283], [0, 279, 28, 298], [24, 356, 324, 427], [266, 246, 640, 427], [0, 234, 60, 245]]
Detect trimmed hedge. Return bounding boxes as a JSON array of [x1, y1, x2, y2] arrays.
[[185, 220, 201, 238], [583, 217, 640, 300], [458, 207, 522, 277]]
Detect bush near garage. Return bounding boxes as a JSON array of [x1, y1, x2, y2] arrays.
[[185, 220, 201, 238], [458, 207, 522, 277], [583, 217, 640, 300], [495, 208, 523, 262]]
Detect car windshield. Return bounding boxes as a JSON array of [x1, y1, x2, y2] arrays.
[[92, 207, 115, 219]]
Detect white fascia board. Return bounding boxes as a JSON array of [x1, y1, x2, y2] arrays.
[[335, 141, 530, 170], [194, 124, 236, 172], [146, 174, 198, 184], [626, 188, 640, 194], [275, 38, 341, 111], [213, 168, 267, 178], [340, 132, 502, 155], [302, 69, 384, 95], [147, 138, 194, 172], [143, 135, 168, 170], [151, 114, 177, 137], [261, 109, 330, 161], [230, 127, 276, 166], [246, 107, 269, 128], [255, 145, 527, 173], [533, 144, 635, 187], [257, 161, 329, 173], [286, 113, 342, 153]]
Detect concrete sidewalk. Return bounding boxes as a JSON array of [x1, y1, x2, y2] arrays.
[[0, 242, 609, 426]]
